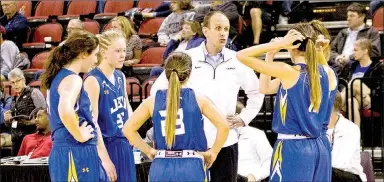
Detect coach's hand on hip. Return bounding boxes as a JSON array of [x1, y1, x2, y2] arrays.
[[227, 115, 245, 129]]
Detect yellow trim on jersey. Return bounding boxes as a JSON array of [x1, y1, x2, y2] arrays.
[[67, 152, 78, 182], [279, 92, 287, 125], [204, 164, 208, 182], [272, 141, 283, 170]]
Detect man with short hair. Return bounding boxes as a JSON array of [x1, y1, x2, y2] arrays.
[[151, 11, 264, 182], [327, 91, 366, 182], [18, 109, 52, 159], [0, 1, 28, 47], [330, 2, 381, 73]]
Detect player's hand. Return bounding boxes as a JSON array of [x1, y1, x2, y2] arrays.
[[102, 159, 117, 182], [282, 29, 305, 49], [146, 148, 157, 160], [199, 149, 218, 168], [78, 121, 95, 143], [227, 115, 245, 129], [267, 37, 283, 56], [315, 34, 330, 52]]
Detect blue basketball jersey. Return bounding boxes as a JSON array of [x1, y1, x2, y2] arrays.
[[272, 64, 332, 137], [152, 88, 207, 151], [86, 68, 129, 139], [48, 68, 97, 145]]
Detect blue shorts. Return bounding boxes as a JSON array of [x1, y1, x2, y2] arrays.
[[270, 135, 331, 182], [104, 137, 136, 182], [49, 143, 107, 182], [149, 150, 209, 181]]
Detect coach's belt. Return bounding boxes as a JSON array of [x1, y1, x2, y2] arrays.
[[155, 150, 203, 160], [278, 133, 312, 139]]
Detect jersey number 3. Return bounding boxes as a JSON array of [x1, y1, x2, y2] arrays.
[[159, 109, 185, 137]]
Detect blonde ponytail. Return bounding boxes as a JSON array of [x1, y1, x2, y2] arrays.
[[165, 70, 181, 149], [305, 39, 322, 112]]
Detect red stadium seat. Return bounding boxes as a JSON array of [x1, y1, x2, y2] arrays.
[[22, 23, 63, 48], [28, 1, 64, 21], [125, 77, 142, 102], [141, 77, 157, 99], [138, 18, 165, 38], [17, 1, 32, 18], [102, 22, 113, 32], [137, 1, 163, 9], [30, 51, 50, 69], [83, 21, 100, 35], [95, 1, 134, 18], [133, 47, 165, 67], [59, 1, 97, 19], [372, 7, 383, 32]]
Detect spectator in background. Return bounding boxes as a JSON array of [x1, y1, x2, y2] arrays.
[[111, 16, 142, 71], [18, 109, 52, 159], [59, 19, 84, 46], [369, 0, 384, 18], [0, 1, 28, 48], [339, 39, 384, 128], [0, 74, 12, 113], [330, 2, 381, 74], [138, 2, 172, 18], [157, 0, 195, 46], [3, 68, 46, 155], [150, 20, 205, 78], [1, 25, 30, 78], [194, 0, 239, 40], [0, 74, 12, 147], [327, 91, 366, 182]]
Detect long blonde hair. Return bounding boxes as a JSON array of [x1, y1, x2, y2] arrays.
[[293, 23, 322, 112], [163, 52, 192, 149], [310, 20, 331, 63], [111, 16, 136, 40], [96, 30, 126, 65]]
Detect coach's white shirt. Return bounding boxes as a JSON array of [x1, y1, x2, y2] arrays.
[[238, 127, 272, 182], [150, 42, 264, 148], [327, 114, 367, 181]]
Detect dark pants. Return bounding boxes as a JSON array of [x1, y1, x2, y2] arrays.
[[332, 168, 362, 182], [210, 143, 238, 182]]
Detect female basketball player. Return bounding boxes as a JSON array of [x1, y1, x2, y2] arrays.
[[41, 31, 107, 181], [122, 52, 229, 181], [236, 21, 337, 182], [84, 30, 136, 182]]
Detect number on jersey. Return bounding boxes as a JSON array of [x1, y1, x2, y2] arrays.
[[159, 109, 185, 137]]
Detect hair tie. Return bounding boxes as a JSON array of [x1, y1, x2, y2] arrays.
[[172, 69, 178, 74]]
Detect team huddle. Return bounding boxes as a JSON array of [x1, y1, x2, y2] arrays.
[[42, 11, 337, 182]]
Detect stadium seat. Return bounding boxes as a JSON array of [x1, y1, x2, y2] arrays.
[[102, 22, 113, 32], [137, 1, 163, 9], [16, 1, 32, 18], [94, 1, 134, 18], [138, 18, 165, 38], [372, 7, 383, 32], [125, 77, 142, 102], [59, 1, 97, 20], [29, 80, 47, 98], [134, 47, 165, 67], [29, 51, 50, 70], [141, 77, 157, 99], [83, 20, 100, 35], [22, 23, 63, 48], [28, 1, 64, 21]]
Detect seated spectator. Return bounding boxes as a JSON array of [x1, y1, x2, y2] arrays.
[[150, 21, 204, 77], [0, 74, 12, 111], [0, 74, 11, 147], [339, 39, 384, 128], [135, 2, 172, 19], [194, 0, 239, 40], [327, 91, 366, 182], [157, 0, 195, 46], [1, 26, 30, 78], [237, 126, 272, 182], [3, 68, 46, 155], [18, 109, 52, 159], [0, 1, 28, 47], [111, 16, 142, 72], [369, 0, 384, 17], [59, 19, 84, 46], [330, 2, 381, 74]]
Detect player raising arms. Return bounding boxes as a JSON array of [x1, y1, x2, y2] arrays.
[[236, 21, 337, 182], [84, 30, 136, 182], [123, 52, 229, 181], [41, 31, 107, 181]]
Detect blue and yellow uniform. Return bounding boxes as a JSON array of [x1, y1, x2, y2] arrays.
[[48, 68, 107, 182], [270, 64, 335, 182], [86, 68, 136, 181], [150, 88, 209, 181]]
